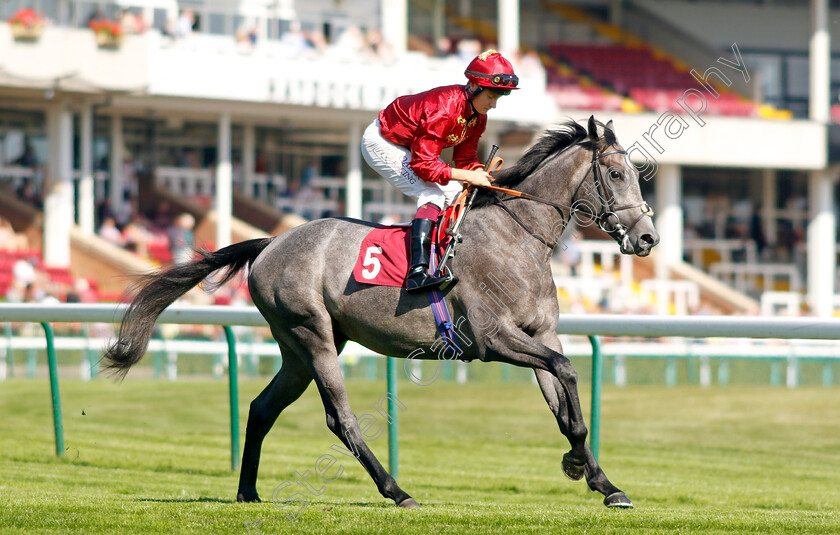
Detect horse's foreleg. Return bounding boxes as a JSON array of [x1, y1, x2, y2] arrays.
[[483, 326, 628, 505], [533, 368, 633, 508], [237, 353, 313, 503], [484, 327, 590, 461]]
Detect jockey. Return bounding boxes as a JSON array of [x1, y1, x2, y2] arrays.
[[361, 49, 519, 293]]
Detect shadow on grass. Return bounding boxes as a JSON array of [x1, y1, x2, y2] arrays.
[[137, 497, 235, 504], [308, 500, 458, 508]]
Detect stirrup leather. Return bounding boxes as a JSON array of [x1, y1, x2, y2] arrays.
[[406, 218, 458, 293]]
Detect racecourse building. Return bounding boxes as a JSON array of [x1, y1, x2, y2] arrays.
[[0, 0, 837, 316]]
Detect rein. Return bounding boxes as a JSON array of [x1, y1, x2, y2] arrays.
[[483, 144, 653, 246]]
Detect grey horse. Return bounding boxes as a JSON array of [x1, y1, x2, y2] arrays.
[[104, 117, 658, 510]]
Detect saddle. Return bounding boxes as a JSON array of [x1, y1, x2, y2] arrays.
[[353, 156, 503, 288], [351, 221, 450, 288]]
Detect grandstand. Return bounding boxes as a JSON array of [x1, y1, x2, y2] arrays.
[[0, 0, 838, 320]]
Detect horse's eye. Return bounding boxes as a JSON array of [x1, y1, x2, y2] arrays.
[[609, 169, 623, 180]]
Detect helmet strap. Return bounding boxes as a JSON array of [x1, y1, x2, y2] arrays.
[[466, 82, 483, 112]]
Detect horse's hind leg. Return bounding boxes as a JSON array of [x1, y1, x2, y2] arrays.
[[279, 314, 417, 507], [237, 352, 312, 502], [312, 352, 417, 507], [533, 368, 633, 508]]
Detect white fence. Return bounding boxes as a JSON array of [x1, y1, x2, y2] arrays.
[[2, 304, 840, 388]]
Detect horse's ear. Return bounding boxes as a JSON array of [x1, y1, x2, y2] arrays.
[[587, 115, 599, 143], [604, 120, 617, 146]]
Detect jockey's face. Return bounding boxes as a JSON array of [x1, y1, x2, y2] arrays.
[[469, 85, 503, 115]]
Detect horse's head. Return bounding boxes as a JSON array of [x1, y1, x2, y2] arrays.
[[571, 116, 659, 257]]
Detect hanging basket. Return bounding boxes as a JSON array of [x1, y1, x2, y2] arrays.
[[11, 23, 44, 41]]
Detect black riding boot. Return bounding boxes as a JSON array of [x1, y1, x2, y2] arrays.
[[406, 218, 457, 293]]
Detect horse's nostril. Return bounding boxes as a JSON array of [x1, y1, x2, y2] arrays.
[[640, 234, 656, 245]]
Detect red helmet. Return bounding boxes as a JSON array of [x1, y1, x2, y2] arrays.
[[464, 50, 520, 95]]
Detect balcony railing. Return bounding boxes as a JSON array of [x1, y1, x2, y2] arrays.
[[1, 24, 555, 124]]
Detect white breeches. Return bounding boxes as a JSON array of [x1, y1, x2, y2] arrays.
[[361, 119, 463, 210]]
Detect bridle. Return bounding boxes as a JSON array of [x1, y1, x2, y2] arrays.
[[569, 146, 654, 244], [485, 143, 654, 248]]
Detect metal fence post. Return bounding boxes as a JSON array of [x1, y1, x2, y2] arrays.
[[3, 323, 12, 378], [823, 361, 834, 387], [41, 322, 64, 457], [588, 335, 602, 462], [82, 324, 98, 379], [223, 326, 240, 471], [26, 347, 36, 378], [387, 356, 398, 480]]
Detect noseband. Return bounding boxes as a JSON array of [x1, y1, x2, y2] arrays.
[[487, 143, 654, 248]]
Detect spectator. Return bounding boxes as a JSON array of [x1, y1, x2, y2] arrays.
[[122, 213, 151, 257], [169, 213, 195, 264], [12, 257, 37, 287], [749, 209, 767, 257], [114, 195, 135, 229], [306, 29, 328, 51], [281, 20, 310, 55], [96, 198, 116, 228], [328, 25, 372, 61], [151, 200, 173, 229], [235, 27, 253, 50], [177, 10, 195, 39], [435, 37, 452, 58], [557, 226, 582, 276], [0, 217, 28, 251], [513, 49, 544, 76], [66, 278, 98, 303], [99, 217, 124, 247], [17, 180, 41, 208], [456, 39, 481, 62], [119, 8, 145, 34], [23, 280, 59, 304], [11, 142, 37, 167]]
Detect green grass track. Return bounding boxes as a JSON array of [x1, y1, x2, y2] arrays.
[[1, 379, 839, 534]]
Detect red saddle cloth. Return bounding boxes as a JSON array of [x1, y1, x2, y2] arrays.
[[353, 225, 411, 287], [353, 216, 456, 288]]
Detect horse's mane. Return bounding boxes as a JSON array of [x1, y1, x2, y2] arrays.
[[472, 120, 588, 208]]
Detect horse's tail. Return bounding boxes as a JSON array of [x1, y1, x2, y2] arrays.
[[103, 237, 273, 379]]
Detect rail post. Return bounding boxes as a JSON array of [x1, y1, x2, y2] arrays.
[[223, 326, 240, 471], [588, 335, 602, 462], [386, 356, 398, 479], [4, 323, 13, 378], [41, 322, 64, 457]]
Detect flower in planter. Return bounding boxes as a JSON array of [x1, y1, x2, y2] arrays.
[[88, 19, 124, 47], [8, 8, 46, 40], [8, 8, 44, 28]]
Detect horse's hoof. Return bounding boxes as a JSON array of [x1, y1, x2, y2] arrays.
[[604, 492, 634, 509], [561, 452, 585, 481], [397, 498, 420, 509], [237, 492, 261, 503]]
